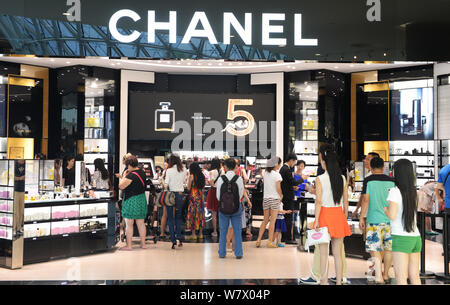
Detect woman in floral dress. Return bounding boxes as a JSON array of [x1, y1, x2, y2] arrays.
[[186, 162, 206, 240]]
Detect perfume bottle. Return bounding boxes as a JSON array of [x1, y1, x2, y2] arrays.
[[155, 102, 175, 132]]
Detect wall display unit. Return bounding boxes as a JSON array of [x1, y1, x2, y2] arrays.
[[389, 140, 434, 188], [84, 78, 115, 178]]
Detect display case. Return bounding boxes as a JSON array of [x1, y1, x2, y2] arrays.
[[0, 160, 14, 242], [84, 78, 115, 178], [389, 140, 434, 188], [0, 158, 118, 268]]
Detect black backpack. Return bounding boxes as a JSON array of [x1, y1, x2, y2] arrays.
[[219, 175, 241, 215]]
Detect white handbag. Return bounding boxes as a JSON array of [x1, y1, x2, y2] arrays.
[[304, 227, 331, 283], [305, 227, 331, 249]]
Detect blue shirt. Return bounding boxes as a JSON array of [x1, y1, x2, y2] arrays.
[[294, 173, 307, 198], [438, 164, 450, 208]]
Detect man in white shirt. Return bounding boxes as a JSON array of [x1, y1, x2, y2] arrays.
[[216, 158, 244, 259]]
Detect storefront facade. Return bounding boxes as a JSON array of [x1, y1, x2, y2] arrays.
[[0, 0, 449, 275]]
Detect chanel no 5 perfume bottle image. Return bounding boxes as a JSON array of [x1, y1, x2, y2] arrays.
[[155, 102, 175, 132]]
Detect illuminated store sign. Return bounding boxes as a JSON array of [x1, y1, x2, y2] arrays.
[[108, 10, 318, 46]]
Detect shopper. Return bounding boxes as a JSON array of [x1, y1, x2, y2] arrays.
[[352, 152, 380, 218], [359, 157, 395, 284], [186, 162, 206, 240], [294, 160, 311, 238], [215, 158, 244, 259], [160, 160, 169, 239], [314, 148, 351, 285], [384, 159, 422, 285], [300, 144, 350, 285], [115, 153, 132, 239], [280, 153, 307, 244], [118, 155, 148, 250], [164, 154, 187, 249], [273, 205, 291, 248], [92, 158, 110, 190], [436, 162, 450, 255], [256, 156, 283, 248], [206, 158, 221, 237], [62, 156, 76, 187], [226, 158, 250, 251]]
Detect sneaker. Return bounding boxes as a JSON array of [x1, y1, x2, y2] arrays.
[[286, 240, 298, 245], [299, 277, 319, 285], [236, 256, 243, 259], [330, 277, 337, 283], [211, 232, 218, 237], [343, 278, 351, 285], [277, 243, 285, 248]]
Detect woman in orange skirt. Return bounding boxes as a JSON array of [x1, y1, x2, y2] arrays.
[[314, 149, 351, 285]]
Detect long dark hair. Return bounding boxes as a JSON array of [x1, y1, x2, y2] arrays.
[[189, 162, 205, 189], [210, 158, 221, 172], [322, 149, 343, 204], [393, 159, 417, 233], [168, 155, 183, 172], [94, 158, 109, 180]]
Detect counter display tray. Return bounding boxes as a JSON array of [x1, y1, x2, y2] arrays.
[[24, 215, 109, 225]]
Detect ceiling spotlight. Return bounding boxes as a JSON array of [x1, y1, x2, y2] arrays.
[[383, 53, 387, 56], [315, 53, 321, 56], [353, 56, 357, 59], [334, 66, 339, 69], [66, 61, 71, 64]]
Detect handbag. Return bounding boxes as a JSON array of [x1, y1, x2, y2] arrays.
[[304, 227, 331, 249], [156, 190, 176, 207], [304, 226, 331, 284]]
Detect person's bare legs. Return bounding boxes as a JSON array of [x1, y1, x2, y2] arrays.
[[227, 227, 234, 250], [408, 252, 422, 285], [268, 209, 279, 243], [331, 238, 343, 285], [212, 211, 218, 235], [256, 210, 270, 244], [383, 250, 393, 281], [136, 219, 147, 249], [370, 251, 384, 283], [122, 218, 134, 250], [392, 251, 409, 285], [160, 206, 167, 237], [319, 243, 329, 285]]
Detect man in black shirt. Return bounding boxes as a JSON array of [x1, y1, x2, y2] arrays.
[[280, 153, 308, 244]]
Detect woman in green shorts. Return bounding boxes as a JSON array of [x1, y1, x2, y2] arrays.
[[385, 159, 422, 285], [119, 155, 148, 251]]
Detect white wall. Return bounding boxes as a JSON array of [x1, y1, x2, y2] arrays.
[[120, 70, 155, 173], [251, 72, 284, 159]]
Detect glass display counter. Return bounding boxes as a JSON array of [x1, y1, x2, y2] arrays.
[[0, 159, 117, 268]]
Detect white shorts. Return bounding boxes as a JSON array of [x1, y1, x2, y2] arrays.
[[263, 198, 281, 210]]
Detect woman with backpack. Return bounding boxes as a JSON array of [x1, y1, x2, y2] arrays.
[[164, 154, 187, 249], [185, 162, 206, 240], [207, 158, 221, 237], [118, 155, 148, 250], [385, 159, 422, 285], [256, 156, 283, 248]]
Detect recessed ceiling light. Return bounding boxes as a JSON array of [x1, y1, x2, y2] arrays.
[[315, 54, 321, 56], [218, 63, 223, 66], [383, 53, 387, 56], [187, 63, 192, 65], [334, 66, 339, 69], [66, 61, 71, 64]]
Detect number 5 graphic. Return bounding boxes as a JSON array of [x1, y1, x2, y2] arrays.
[[225, 99, 255, 137]]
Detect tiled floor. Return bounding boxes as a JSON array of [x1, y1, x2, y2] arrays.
[[0, 237, 448, 283]]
